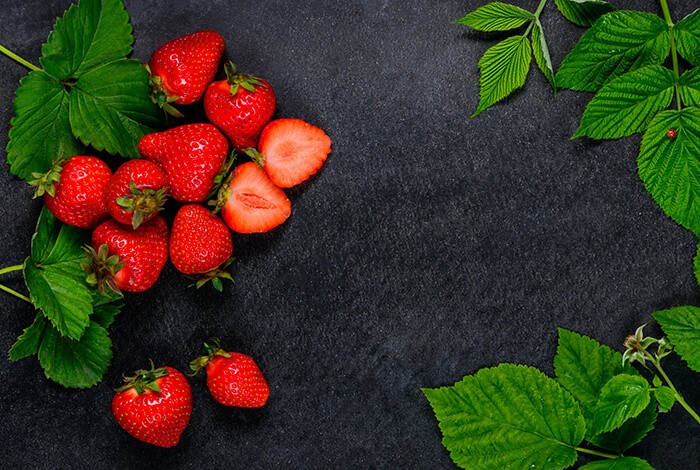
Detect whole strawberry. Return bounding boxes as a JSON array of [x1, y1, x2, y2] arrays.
[[249, 118, 332, 188], [191, 338, 269, 408], [105, 159, 168, 229], [204, 62, 276, 152], [112, 365, 193, 448], [148, 30, 225, 111], [138, 123, 229, 203], [170, 205, 233, 290], [88, 217, 169, 293], [34, 155, 112, 229], [216, 162, 291, 234]]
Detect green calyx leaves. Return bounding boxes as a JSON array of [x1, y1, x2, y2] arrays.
[[115, 362, 169, 394], [189, 337, 231, 375], [116, 181, 168, 229], [81, 243, 125, 296], [187, 257, 235, 292], [224, 61, 266, 96], [6, 0, 164, 182]]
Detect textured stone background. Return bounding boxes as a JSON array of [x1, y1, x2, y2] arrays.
[[0, 0, 698, 468]]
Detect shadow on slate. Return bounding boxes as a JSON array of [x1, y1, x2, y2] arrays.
[[0, 0, 698, 468]]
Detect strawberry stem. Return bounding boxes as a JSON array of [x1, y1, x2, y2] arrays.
[[0, 265, 32, 304], [0, 283, 32, 304], [0, 44, 41, 72]]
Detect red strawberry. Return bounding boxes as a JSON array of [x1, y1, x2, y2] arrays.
[[217, 162, 291, 233], [253, 118, 332, 188], [112, 365, 193, 448], [37, 156, 112, 229], [89, 217, 169, 293], [148, 30, 225, 108], [170, 205, 233, 289], [138, 124, 229, 203], [105, 159, 168, 229], [204, 62, 276, 152], [190, 339, 269, 408]]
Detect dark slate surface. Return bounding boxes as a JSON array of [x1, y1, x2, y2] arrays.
[[1, 0, 699, 468]]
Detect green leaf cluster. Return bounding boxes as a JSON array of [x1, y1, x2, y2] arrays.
[[424, 322, 700, 469], [456, 0, 617, 116], [6, 0, 162, 182], [8, 208, 122, 388]]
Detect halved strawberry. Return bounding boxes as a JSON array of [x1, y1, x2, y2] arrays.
[[252, 118, 331, 188], [218, 162, 291, 233]]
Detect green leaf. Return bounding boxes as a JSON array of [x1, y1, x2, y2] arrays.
[[6, 71, 85, 181], [591, 374, 651, 436], [679, 68, 700, 107], [556, 11, 670, 92], [38, 320, 112, 389], [423, 364, 585, 470], [531, 20, 556, 90], [31, 206, 87, 263], [579, 457, 654, 470], [653, 306, 700, 372], [91, 300, 123, 329], [574, 65, 676, 139], [694, 241, 700, 287], [553, 329, 656, 451], [553, 0, 617, 28], [40, 0, 133, 80], [473, 36, 532, 117], [454, 2, 533, 32], [675, 9, 700, 66], [8, 313, 48, 362], [69, 59, 163, 158], [655, 386, 676, 412], [24, 262, 92, 340], [23, 207, 92, 340], [637, 107, 700, 233], [589, 401, 657, 453]]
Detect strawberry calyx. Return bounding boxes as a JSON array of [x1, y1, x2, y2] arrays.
[[208, 169, 235, 215], [243, 148, 265, 168], [206, 152, 237, 203], [187, 257, 235, 292], [224, 62, 267, 96], [28, 161, 63, 198], [115, 361, 170, 394], [116, 181, 168, 229], [189, 337, 231, 375], [146, 64, 185, 118], [81, 243, 124, 297]]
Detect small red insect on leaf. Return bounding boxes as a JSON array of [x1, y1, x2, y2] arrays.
[[667, 129, 677, 139]]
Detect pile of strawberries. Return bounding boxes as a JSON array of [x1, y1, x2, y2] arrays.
[[31, 31, 332, 447], [33, 30, 332, 293]]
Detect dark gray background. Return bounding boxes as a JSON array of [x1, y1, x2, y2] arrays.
[[0, 0, 698, 468]]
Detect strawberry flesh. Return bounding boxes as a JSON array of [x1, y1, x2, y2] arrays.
[[138, 123, 229, 203], [170, 204, 233, 275], [112, 366, 193, 448], [206, 353, 270, 408], [91, 217, 169, 293], [149, 30, 225, 105], [222, 162, 291, 233], [44, 155, 112, 229], [204, 71, 276, 153], [258, 118, 332, 188]]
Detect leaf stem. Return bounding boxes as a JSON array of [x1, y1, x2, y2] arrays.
[[0, 282, 32, 304], [0, 44, 40, 72], [0, 264, 24, 276], [658, 0, 682, 110], [574, 446, 619, 460], [653, 357, 700, 425], [524, 0, 548, 36]]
